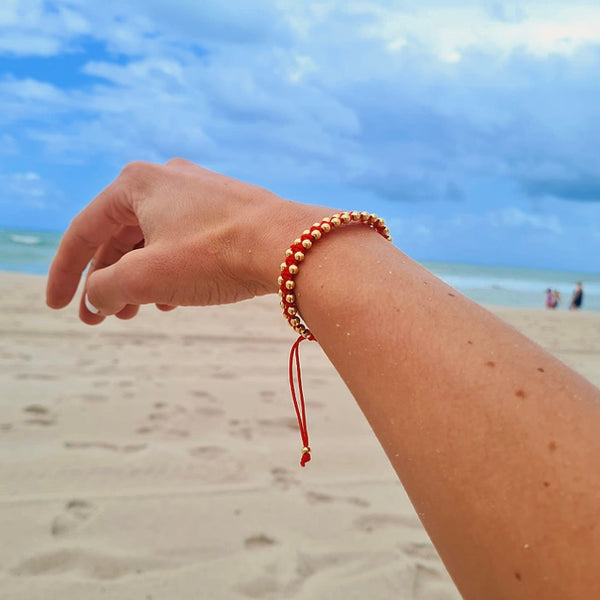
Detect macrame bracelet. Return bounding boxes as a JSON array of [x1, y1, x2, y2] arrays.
[[278, 211, 392, 466]]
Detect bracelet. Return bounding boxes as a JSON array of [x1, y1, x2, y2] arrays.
[[278, 211, 392, 340], [278, 211, 392, 467]]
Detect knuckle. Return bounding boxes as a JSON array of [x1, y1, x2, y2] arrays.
[[165, 157, 190, 168]]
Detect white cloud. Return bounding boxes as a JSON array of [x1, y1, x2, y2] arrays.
[[0, 171, 51, 208], [489, 207, 563, 234], [360, 2, 600, 62]]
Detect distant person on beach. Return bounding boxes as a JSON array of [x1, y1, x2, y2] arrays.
[[570, 282, 583, 310], [545, 288, 559, 309], [553, 289, 561, 308], [46, 160, 600, 600]]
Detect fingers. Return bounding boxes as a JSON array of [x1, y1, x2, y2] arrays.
[[46, 163, 153, 310], [79, 225, 145, 324], [85, 246, 170, 316], [156, 304, 177, 312]]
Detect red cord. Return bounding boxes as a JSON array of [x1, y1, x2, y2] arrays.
[[280, 212, 392, 467], [289, 335, 311, 466]]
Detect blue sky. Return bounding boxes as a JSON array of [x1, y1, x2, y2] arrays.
[[1, 0, 599, 271]]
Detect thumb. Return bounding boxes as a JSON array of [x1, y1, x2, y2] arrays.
[[86, 247, 164, 316]]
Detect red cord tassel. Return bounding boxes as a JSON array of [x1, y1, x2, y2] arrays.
[[289, 335, 311, 466]]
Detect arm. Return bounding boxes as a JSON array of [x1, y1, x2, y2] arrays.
[[47, 160, 600, 600]]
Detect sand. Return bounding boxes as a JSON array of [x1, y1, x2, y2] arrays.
[[1, 272, 599, 600]]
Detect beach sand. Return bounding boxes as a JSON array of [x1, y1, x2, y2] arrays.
[[1, 272, 599, 599]]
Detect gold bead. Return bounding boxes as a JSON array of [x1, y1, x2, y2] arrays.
[[350, 210, 360, 221], [278, 289, 284, 297], [312, 222, 322, 228], [369, 213, 378, 223], [294, 238, 301, 245], [285, 248, 293, 257], [382, 227, 390, 235], [294, 251, 305, 261], [278, 276, 284, 285], [321, 222, 331, 233], [290, 318, 300, 327], [287, 306, 297, 316], [280, 301, 285, 309], [302, 239, 312, 250], [285, 280, 295, 290], [331, 216, 341, 227], [280, 262, 287, 271], [289, 264, 299, 275], [303, 229, 311, 236], [360, 211, 369, 221], [340, 212, 351, 223], [322, 217, 331, 223], [311, 229, 322, 240], [285, 294, 296, 303], [302, 446, 311, 454]]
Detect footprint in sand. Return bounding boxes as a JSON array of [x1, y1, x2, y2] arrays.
[[189, 445, 226, 459], [51, 499, 96, 537], [64, 441, 147, 453], [403, 541, 441, 561], [257, 417, 298, 432], [271, 467, 299, 490], [259, 389, 276, 404], [306, 490, 370, 508], [23, 404, 55, 426], [228, 419, 253, 441], [235, 549, 359, 599], [10, 547, 171, 580], [354, 513, 422, 532], [244, 534, 277, 550]]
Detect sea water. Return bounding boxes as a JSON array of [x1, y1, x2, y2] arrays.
[[0, 228, 63, 276], [425, 261, 600, 312], [1, 227, 598, 311]]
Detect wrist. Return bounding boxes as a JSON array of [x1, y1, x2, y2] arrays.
[[246, 199, 333, 295]]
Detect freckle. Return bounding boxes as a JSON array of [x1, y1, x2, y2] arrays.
[[448, 292, 456, 297], [515, 389, 526, 398], [543, 481, 550, 487], [485, 361, 495, 368], [548, 441, 557, 452], [467, 340, 473, 345], [514, 571, 522, 581], [537, 367, 545, 373]]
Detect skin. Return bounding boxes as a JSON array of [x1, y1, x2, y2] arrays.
[[47, 159, 600, 599]]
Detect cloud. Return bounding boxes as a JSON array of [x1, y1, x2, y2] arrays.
[[488, 207, 563, 233], [2, 0, 600, 209], [0, 171, 53, 209], [522, 174, 600, 203]]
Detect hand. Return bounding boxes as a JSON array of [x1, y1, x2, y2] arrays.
[[46, 159, 326, 324]]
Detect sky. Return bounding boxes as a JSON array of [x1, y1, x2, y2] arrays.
[[1, 0, 599, 271]]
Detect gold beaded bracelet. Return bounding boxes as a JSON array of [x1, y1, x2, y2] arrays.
[[278, 211, 392, 340], [278, 211, 392, 466]]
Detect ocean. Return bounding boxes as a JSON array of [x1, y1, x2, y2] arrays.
[[1, 227, 599, 311]]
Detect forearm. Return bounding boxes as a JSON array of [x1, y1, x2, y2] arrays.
[[292, 224, 600, 599]]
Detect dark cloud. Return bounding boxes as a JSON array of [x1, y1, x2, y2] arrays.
[[522, 174, 600, 202]]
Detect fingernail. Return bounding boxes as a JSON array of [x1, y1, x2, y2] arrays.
[[85, 294, 101, 315]]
